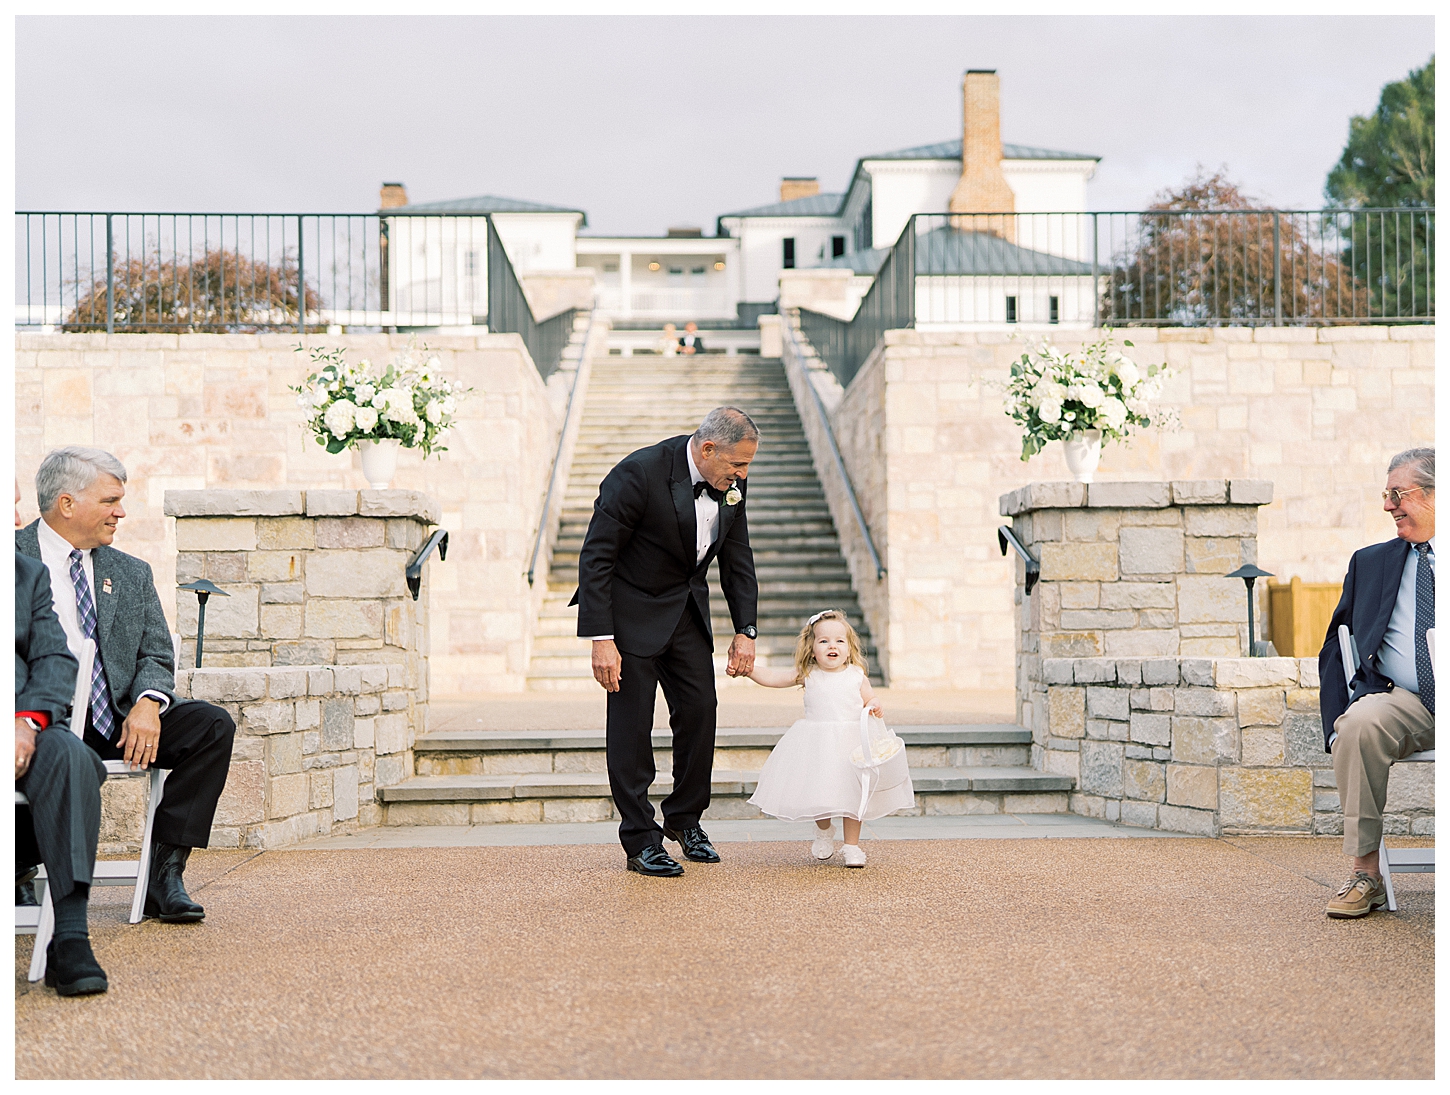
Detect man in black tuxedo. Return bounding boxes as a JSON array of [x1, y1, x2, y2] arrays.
[[1319, 447, 1435, 919], [19, 447, 235, 923], [573, 407, 760, 875]]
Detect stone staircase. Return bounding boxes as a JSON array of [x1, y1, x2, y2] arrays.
[[526, 356, 880, 690], [379, 724, 1072, 825]]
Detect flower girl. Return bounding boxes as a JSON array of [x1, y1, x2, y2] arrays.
[[746, 610, 915, 867]]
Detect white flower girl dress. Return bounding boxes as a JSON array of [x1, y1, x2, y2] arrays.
[[748, 664, 916, 822]]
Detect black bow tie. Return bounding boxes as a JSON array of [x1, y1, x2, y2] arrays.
[[693, 480, 725, 502]]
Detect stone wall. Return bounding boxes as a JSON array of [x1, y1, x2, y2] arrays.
[[1038, 654, 1433, 838], [782, 319, 1433, 690], [99, 663, 414, 853], [15, 330, 586, 692]]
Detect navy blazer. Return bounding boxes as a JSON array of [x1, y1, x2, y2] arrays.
[[1318, 537, 1415, 751], [15, 551, 80, 729], [571, 435, 758, 658]]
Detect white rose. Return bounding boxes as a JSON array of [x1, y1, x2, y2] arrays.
[[324, 400, 356, 440], [354, 406, 379, 433], [355, 383, 376, 405], [371, 389, 389, 408], [425, 400, 445, 425], [1069, 384, 1104, 408], [1111, 357, 1140, 388], [1100, 397, 1128, 430], [1037, 398, 1063, 424], [310, 386, 331, 408]]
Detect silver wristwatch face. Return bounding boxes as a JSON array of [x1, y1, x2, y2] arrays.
[[742, 626, 757, 639]]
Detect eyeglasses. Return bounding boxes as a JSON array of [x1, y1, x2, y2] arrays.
[[1383, 486, 1428, 506]]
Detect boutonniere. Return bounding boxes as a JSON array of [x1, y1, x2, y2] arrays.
[[724, 484, 742, 507]]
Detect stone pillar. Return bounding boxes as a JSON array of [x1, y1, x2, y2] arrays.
[[165, 486, 440, 721], [1000, 479, 1273, 765]]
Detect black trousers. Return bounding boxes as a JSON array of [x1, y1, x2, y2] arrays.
[[607, 606, 717, 856], [83, 699, 235, 850], [16, 727, 107, 902]]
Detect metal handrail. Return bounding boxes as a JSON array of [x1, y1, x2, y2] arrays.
[[997, 526, 1041, 596], [406, 529, 449, 601], [781, 314, 885, 580], [527, 309, 596, 586]]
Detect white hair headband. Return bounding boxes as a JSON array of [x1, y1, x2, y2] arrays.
[[805, 610, 838, 628]]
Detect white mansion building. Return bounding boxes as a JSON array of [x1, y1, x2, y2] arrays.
[[382, 71, 1100, 329]]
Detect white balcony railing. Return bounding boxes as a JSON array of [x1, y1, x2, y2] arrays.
[[595, 286, 734, 320]]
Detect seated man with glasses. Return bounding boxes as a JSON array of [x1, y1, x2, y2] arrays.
[[1319, 447, 1435, 918]]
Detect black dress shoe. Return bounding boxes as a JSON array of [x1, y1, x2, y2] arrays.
[[663, 825, 721, 863], [143, 842, 205, 922], [45, 935, 109, 996], [626, 844, 685, 877], [16, 865, 39, 908]]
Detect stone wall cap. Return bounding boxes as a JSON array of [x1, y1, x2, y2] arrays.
[[304, 490, 359, 517], [1002, 480, 1276, 514], [359, 490, 441, 524], [1229, 479, 1274, 506], [165, 490, 304, 517]]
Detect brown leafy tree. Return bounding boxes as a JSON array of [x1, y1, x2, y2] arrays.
[[65, 246, 320, 332], [1103, 169, 1367, 325]]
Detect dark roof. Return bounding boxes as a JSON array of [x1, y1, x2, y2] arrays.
[[864, 139, 1100, 162], [824, 228, 1094, 277], [391, 194, 587, 223], [717, 192, 846, 219]]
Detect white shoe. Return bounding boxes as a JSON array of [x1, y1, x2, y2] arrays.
[[811, 824, 836, 860], [842, 844, 867, 868]]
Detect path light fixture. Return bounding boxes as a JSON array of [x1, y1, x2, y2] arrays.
[[1226, 564, 1275, 657], [178, 579, 230, 668]]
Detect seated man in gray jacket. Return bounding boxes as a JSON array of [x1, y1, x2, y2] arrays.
[[18, 447, 235, 924], [17, 479, 109, 994]]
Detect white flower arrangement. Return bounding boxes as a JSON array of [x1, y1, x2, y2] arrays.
[[290, 343, 469, 458], [1003, 331, 1177, 461]]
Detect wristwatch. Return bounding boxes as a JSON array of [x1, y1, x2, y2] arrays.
[[740, 625, 758, 640]]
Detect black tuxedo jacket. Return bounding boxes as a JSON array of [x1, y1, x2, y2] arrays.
[[572, 435, 758, 658], [15, 551, 80, 729], [17, 521, 177, 717], [1318, 536, 1416, 751]]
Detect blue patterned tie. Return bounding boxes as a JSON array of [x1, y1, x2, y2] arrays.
[[1413, 542, 1434, 715], [69, 549, 117, 740]]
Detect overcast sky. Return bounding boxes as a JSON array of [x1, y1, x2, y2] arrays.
[[15, 14, 1435, 236]]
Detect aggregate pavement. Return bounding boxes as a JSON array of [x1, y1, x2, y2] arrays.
[[14, 833, 1433, 1079]]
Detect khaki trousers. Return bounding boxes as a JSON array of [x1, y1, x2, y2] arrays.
[[1331, 688, 1435, 856]]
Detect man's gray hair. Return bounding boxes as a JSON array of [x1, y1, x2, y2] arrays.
[[694, 406, 760, 448], [35, 446, 129, 514], [1388, 447, 1435, 491]]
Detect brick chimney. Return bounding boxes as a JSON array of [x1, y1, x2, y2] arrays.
[[780, 177, 820, 203], [379, 182, 408, 210], [948, 71, 1015, 237]]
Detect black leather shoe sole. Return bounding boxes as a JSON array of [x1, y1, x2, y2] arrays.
[[663, 827, 721, 863], [46, 970, 109, 996], [143, 900, 205, 923], [625, 854, 684, 877]]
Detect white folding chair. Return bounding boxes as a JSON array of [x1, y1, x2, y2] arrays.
[[16, 639, 169, 981], [1337, 625, 1435, 911]]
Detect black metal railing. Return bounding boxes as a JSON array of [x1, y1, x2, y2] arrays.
[[14, 209, 577, 377], [797, 208, 1434, 386], [486, 216, 576, 382]]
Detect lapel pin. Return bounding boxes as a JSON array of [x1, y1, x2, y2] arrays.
[[102, 578, 113, 595]]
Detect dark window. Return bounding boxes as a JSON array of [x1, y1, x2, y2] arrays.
[[691, 266, 706, 275], [783, 238, 796, 269], [1050, 296, 1060, 324], [1005, 296, 1017, 323], [831, 235, 846, 258]]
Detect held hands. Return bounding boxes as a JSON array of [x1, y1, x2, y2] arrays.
[[117, 696, 162, 769], [726, 634, 756, 678], [15, 718, 36, 779], [592, 639, 623, 693]]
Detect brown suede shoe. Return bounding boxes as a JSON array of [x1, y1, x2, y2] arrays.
[[1326, 871, 1388, 919]]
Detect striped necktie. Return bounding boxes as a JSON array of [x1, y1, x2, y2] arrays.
[[69, 549, 117, 740], [1413, 542, 1434, 715]]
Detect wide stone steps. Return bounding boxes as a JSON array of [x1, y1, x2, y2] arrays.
[[381, 725, 1070, 824], [527, 357, 877, 689]]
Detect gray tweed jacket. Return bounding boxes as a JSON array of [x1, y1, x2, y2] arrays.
[[16, 521, 176, 716], [15, 551, 80, 728]]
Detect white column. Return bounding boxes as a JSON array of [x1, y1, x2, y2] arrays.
[[619, 248, 632, 319]]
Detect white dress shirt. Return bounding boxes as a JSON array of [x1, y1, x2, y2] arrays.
[[1375, 536, 1435, 695], [585, 443, 720, 642], [36, 518, 171, 715]]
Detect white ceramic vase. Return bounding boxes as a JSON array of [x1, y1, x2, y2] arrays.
[[1062, 430, 1103, 484], [359, 438, 400, 490]]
